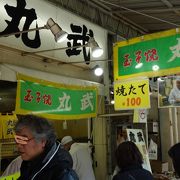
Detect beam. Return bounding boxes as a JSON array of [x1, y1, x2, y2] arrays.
[[161, 0, 180, 16], [111, 7, 180, 14], [45, 0, 147, 38], [98, 112, 133, 117], [89, 0, 148, 32]]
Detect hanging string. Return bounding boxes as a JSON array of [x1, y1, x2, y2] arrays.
[[99, 0, 180, 27]]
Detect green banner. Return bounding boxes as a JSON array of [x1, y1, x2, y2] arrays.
[[15, 74, 97, 120], [114, 28, 180, 80]]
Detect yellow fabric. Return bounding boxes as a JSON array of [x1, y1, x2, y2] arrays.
[[1, 114, 17, 139], [0, 172, 20, 180]]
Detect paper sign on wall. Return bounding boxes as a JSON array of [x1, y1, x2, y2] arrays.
[[126, 129, 151, 172], [114, 79, 150, 110], [148, 139, 158, 160], [1, 114, 17, 139], [133, 109, 147, 123]]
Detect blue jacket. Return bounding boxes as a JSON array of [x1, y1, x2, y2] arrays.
[[113, 165, 153, 180]]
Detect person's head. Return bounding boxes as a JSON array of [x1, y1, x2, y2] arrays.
[[115, 141, 143, 169], [61, 136, 73, 151], [176, 79, 180, 90], [117, 129, 127, 146], [14, 115, 56, 161], [168, 143, 180, 176]]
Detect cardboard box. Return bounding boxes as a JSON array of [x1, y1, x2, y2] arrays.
[[150, 160, 168, 173]]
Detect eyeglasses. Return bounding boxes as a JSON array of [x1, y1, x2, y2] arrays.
[[14, 135, 34, 145]]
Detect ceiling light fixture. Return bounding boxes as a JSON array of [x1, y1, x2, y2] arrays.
[[111, 100, 115, 104], [0, 18, 68, 43], [93, 65, 103, 76], [135, 63, 143, 69], [46, 18, 68, 43], [110, 90, 114, 94], [152, 65, 159, 71], [157, 78, 165, 82], [88, 37, 104, 58]]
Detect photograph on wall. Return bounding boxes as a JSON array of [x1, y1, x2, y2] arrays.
[[158, 76, 180, 108]]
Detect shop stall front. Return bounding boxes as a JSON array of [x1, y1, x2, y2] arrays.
[[0, 0, 108, 179]]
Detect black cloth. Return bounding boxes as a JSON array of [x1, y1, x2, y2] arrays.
[[168, 143, 180, 177], [113, 165, 153, 180], [18, 142, 78, 180]]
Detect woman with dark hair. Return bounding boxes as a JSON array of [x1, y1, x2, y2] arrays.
[[113, 141, 153, 180], [168, 142, 180, 177]]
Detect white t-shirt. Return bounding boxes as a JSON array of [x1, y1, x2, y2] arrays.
[[2, 156, 22, 177], [69, 143, 95, 180]]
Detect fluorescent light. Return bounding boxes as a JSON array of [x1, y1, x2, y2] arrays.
[[135, 63, 143, 69], [158, 78, 164, 82], [94, 65, 103, 76], [88, 37, 103, 58], [92, 47, 103, 58], [152, 65, 159, 71], [110, 91, 114, 94]]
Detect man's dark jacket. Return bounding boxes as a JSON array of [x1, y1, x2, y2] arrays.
[[18, 142, 78, 180]]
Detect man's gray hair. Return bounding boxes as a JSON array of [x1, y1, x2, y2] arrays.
[[15, 115, 56, 147]]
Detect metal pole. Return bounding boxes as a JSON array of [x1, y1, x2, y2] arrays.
[[169, 108, 174, 147], [0, 26, 46, 38], [88, 118, 91, 143], [145, 121, 149, 149], [22, 44, 88, 55], [174, 107, 179, 143]]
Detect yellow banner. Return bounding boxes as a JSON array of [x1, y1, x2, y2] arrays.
[[1, 114, 17, 139], [114, 79, 150, 110], [0, 172, 20, 180]]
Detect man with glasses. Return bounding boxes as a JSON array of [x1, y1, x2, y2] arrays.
[[13, 115, 78, 180]]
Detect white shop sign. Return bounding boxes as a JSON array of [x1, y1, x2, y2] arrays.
[[0, 0, 107, 68], [126, 129, 152, 172]]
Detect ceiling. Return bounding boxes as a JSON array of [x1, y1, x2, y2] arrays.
[[46, 0, 180, 38]]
